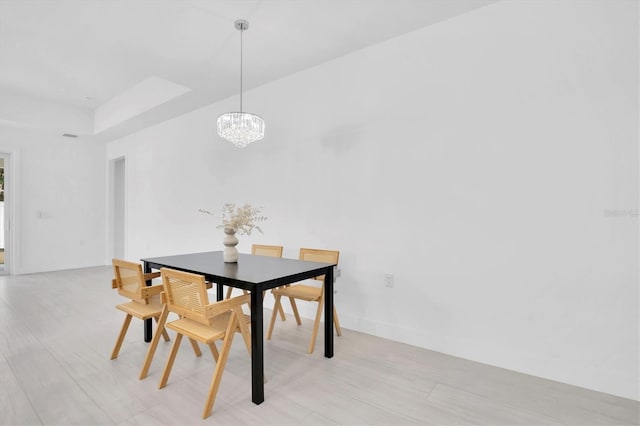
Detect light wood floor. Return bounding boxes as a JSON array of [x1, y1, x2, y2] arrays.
[[0, 266, 638, 425]]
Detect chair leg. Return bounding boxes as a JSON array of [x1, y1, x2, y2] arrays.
[[333, 306, 342, 336], [208, 341, 219, 362], [154, 316, 170, 342], [267, 295, 282, 340], [140, 305, 169, 379], [234, 307, 252, 356], [270, 289, 286, 321], [233, 306, 262, 381], [202, 316, 238, 419], [308, 297, 325, 354], [289, 297, 302, 325], [110, 314, 132, 360], [159, 333, 183, 389], [189, 338, 202, 357], [263, 290, 284, 321]]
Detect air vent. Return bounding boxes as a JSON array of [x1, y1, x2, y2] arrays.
[[62, 133, 78, 138]]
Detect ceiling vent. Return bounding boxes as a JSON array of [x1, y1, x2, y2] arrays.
[[62, 133, 78, 138]]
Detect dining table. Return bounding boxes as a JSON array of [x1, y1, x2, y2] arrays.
[[140, 250, 336, 405]]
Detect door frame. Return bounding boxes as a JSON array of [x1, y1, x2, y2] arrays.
[[0, 151, 17, 275], [108, 156, 126, 261]]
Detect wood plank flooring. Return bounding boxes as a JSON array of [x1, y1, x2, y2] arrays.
[[0, 266, 637, 425]]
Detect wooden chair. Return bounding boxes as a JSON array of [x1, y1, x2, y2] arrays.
[[225, 244, 287, 321], [267, 248, 341, 354], [110, 259, 171, 360], [158, 267, 252, 419], [112, 259, 204, 380], [251, 244, 284, 258]]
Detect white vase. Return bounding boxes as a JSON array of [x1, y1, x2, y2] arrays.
[[223, 226, 239, 263]]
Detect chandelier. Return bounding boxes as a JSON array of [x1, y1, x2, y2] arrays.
[[217, 19, 265, 148]]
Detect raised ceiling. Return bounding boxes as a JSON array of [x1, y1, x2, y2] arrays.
[[0, 0, 496, 139]]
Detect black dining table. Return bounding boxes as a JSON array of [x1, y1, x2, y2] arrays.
[[141, 250, 336, 405]]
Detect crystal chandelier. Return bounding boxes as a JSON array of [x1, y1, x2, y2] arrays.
[[217, 19, 265, 148]]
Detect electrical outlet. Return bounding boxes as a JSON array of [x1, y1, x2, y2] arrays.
[[384, 273, 394, 288]]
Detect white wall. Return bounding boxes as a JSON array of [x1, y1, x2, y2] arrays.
[[0, 90, 93, 136], [0, 125, 106, 274], [107, 0, 638, 400]]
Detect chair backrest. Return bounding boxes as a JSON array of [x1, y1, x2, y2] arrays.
[[112, 258, 145, 300], [251, 244, 283, 258], [161, 268, 211, 325], [298, 248, 339, 281]]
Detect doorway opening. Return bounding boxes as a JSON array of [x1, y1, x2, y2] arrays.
[[110, 157, 125, 260], [0, 153, 11, 274]]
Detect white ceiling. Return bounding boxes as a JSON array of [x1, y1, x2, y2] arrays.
[[0, 0, 496, 138]]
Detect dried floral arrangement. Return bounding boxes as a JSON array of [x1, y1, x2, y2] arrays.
[[199, 203, 266, 236]]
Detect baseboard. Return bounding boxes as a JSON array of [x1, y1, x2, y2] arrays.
[[268, 298, 638, 402]]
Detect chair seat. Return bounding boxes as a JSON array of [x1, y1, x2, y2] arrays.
[[166, 313, 251, 344], [116, 297, 163, 320], [272, 284, 321, 302]]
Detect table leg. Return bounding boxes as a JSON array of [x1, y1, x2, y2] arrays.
[[143, 261, 152, 343], [324, 267, 334, 358], [216, 283, 223, 301], [250, 288, 264, 404]]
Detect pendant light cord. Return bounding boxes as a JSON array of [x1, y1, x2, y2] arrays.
[[240, 26, 243, 113]]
